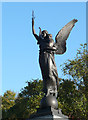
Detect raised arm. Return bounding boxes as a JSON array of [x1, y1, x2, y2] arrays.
[[32, 18, 35, 35], [32, 11, 39, 40], [39, 27, 42, 36]]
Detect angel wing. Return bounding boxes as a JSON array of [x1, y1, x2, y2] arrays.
[[55, 19, 78, 54]]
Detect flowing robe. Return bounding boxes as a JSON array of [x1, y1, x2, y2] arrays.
[[37, 37, 58, 97]]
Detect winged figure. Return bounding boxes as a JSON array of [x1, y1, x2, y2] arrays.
[[32, 11, 78, 98]]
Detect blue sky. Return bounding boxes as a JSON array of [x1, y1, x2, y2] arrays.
[[2, 2, 86, 95]]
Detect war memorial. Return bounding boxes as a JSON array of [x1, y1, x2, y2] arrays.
[[29, 11, 77, 120]]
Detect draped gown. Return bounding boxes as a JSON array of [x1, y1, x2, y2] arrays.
[[37, 36, 58, 97]]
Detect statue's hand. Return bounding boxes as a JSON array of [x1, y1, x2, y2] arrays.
[[39, 27, 41, 30]]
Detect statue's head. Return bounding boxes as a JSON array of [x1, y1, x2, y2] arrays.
[[42, 30, 48, 38]]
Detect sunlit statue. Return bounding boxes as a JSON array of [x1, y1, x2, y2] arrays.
[[32, 11, 78, 109]]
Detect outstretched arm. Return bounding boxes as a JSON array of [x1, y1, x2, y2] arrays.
[[32, 11, 39, 40]]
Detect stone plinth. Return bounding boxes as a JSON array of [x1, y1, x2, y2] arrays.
[[28, 107, 68, 120]]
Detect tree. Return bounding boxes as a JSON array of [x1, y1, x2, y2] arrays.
[[1, 90, 16, 119], [15, 79, 44, 118], [58, 79, 86, 119], [61, 43, 88, 119], [2, 79, 44, 119]]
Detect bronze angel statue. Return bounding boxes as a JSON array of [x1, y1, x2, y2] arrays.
[[32, 11, 78, 98]]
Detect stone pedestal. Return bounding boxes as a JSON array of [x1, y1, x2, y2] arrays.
[[28, 107, 68, 120]]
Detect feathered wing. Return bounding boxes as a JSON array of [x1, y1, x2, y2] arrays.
[[55, 19, 78, 54]]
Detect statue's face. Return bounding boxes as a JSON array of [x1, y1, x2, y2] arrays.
[[42, 31, 47, 38], [42, 30, 48, 38]]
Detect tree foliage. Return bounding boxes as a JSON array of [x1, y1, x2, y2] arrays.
[[58, 79, 87, 119], [61, 43, 88, 119], [1, 79, 44, 119], [1, 90, 16, 119], [61, 44, 88, 81]]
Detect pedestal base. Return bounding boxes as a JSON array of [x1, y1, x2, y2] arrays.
[[29, 107, 68, 120]]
